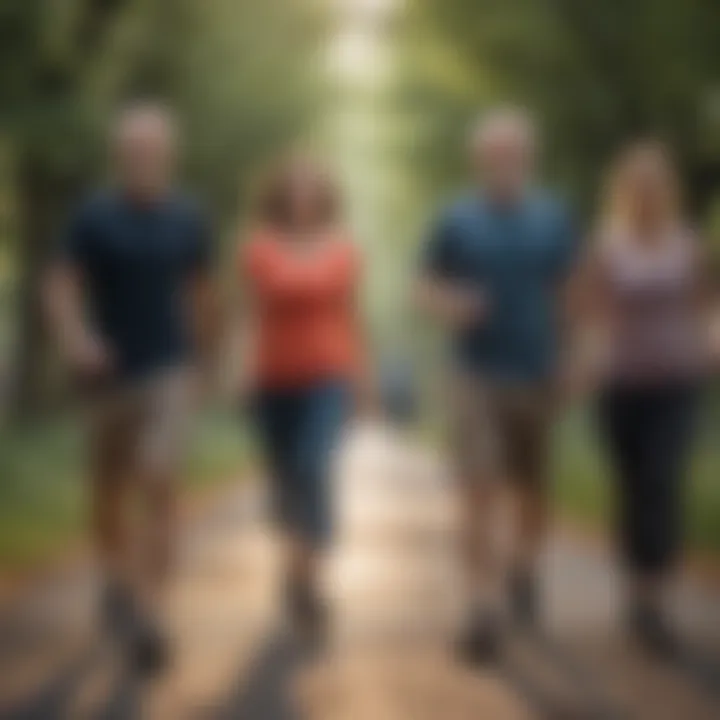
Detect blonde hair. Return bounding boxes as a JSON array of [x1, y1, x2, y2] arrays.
[[598, 140, 682, 244]]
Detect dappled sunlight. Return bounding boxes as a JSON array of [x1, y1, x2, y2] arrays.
[[1, 1, 719, 718]]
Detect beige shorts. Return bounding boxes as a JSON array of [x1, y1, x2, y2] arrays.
[[448, 373, 554, 487], [89, 367, 195, 482]]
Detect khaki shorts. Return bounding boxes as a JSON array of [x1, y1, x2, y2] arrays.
[[89, 367, 195, 482], [448, 373, 554, 487]]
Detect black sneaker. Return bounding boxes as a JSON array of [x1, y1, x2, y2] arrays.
[[510, 571, 539, 629], [286, 580, 328, 643], [456, 611, 503, 665], [630, 603, 680, 660], [129, 617, 171, 678]]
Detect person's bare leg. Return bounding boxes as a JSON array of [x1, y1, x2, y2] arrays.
[[120, 466, 177, 675], [134, 373, 189, 650], [456, 478, 509, 662], [90, 419, 138, 639], [93, 476, 131, 584], [506, 405, 550, 627], [514, 482, 547, 576], [460, 481, 506, 614], [509, 480, 546, 626], [141, 472, 177, 613]]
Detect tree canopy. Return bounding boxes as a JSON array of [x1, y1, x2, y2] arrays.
[[408, 0, 720, 212]]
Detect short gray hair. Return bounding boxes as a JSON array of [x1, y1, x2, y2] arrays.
[[114, 100, 178, 144], [470, 106, 537, 154]]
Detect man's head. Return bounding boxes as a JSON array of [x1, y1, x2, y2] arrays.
[[112, 102, 178, 200], [470, 107, 537, 202]]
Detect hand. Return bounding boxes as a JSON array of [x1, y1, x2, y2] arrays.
[[67, 333, 113, 380], [353, 369, 382, 422], [558, 354, 599, 406], [355, 384, 381, 421], [443, 287, 489, 328]]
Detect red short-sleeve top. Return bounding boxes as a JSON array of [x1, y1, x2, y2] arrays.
[[240, 228, 362, 389]]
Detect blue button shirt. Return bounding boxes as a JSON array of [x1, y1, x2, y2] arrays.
[[62, 189, 213, 382], [423, 191, 576, 382]]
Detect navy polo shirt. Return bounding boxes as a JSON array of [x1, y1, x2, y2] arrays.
[[61, 189, 213, 381], [423, 191, 576, 382]]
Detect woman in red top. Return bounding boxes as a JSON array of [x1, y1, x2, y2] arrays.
[[238, 156, 367, 633]]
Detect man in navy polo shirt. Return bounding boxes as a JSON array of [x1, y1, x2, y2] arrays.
[[417, 108, 577, 662], [46, 102, 216, 674]]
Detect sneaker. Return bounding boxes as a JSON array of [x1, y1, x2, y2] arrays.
[[286, 580, 328, 642], [630, 603, 680, 660], [510, 570, 539, 629], [129, 616, 171, 678], [456, 610, 503, 665]]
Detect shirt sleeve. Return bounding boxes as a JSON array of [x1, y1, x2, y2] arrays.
[[421, 210, 459, 279]]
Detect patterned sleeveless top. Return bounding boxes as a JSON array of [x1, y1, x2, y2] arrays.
[[596, 230, 705, 384]]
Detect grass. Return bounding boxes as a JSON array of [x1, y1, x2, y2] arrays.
[[1, 401, 719, 571], [0, 407, 253, 570]]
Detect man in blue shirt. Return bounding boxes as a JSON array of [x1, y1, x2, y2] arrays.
[[46, 103, 217, 675], [417, 108, 577, 662]]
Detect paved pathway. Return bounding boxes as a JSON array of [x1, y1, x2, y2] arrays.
[[0, 425, 719, 719]]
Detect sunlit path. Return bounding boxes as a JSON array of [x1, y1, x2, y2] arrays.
[[1, 424, 718, 718]]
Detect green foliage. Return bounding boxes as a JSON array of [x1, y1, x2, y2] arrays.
[[116, 0, 324, 223], [408, 0, 720, 212], [0, 0, 325, 416], [0, 408, 251, 568], [0, 0, 323, 217]]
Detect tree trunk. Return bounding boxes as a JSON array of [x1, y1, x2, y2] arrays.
[[9, 151, 71, 422]]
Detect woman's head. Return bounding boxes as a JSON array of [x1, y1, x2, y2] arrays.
[[601, 140, 682, 239], [255, 155, 342, 232]]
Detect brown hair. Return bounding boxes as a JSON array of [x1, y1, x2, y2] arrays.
[[598, 139, 683, 243], [254, 155, 342, 230]]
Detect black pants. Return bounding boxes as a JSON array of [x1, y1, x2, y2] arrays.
[[597, 382, 697, 576]]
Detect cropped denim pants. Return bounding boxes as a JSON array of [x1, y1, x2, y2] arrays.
[[254, 379, 350, 546]]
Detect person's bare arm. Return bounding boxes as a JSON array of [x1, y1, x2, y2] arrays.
[[352, 306, 379, 419], [694, 240, 720, 365], [44, 263, 111, 378], [226, 248, 259, 406], [189, 269, 222, 379], [413, 276, 487, 329], [560, 244, 609, 399]]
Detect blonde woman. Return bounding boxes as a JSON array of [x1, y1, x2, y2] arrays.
[[575, 141, 711, 656]]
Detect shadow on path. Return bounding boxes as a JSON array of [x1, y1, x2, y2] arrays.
[[215, 630, 316, 720], [1, 643, 100, 720], [671, 644, 720, 706], [91, 666, 144, 720]]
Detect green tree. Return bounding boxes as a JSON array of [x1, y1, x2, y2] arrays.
[[411, 0, 720, 212], [0, 0, 324, 418], [0, 0, 142, 418]]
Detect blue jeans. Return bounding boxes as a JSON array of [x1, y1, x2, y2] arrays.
[[254, 379, 350, 546]]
